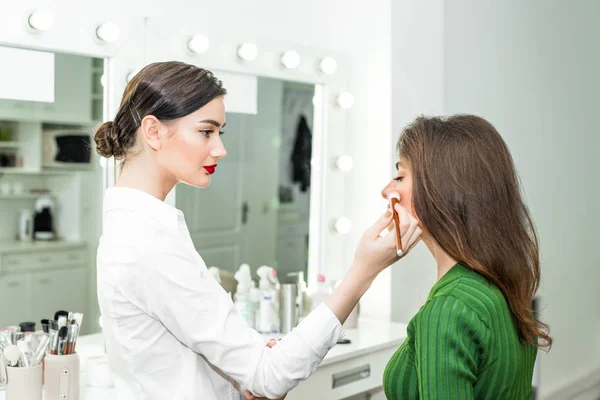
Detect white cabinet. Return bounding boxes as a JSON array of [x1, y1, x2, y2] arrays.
[[0, 274, 30, 327], [0, 245, 88, 328], [30, 268, 87, 325], [0, 53, 93, 124], [0, 99, 35, 121], [286, 347, 397, 400]]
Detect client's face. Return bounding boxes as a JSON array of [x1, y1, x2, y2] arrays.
[[381, 159, 416, 217]]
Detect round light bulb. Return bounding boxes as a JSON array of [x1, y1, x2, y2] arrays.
[[312, 95, 320, 107], [281, 51, 300, 69], [335, 155, 353, 172], [319, 57, 337, 75], [96, 22, 121, 43], [126, 69, 140, 83], [100, 74, 106, 88], [28, 11, 54, 32], [333, 217, 352, 235], [188, 34, 210, 54], [237, 43, 258, 61], [99, 315, 104, 328], [336, 92, 355, 109]]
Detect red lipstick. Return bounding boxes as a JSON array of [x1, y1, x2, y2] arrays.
[[203, 164, 217, 174]]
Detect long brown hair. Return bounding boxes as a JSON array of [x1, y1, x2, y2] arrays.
[[398, 115, 552, 350]]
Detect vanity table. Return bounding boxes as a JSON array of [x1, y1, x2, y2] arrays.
[[0, 319, 406, 400]]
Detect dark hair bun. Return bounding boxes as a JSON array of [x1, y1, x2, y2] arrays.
[[94, 121, 125, 158]]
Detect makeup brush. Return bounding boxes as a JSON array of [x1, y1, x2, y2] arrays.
[[40, 319, 50, 334], [3, 345, 21, 367], [388, 191, 403, 256], [31, 335, 50, 365], [57, 326, 68, 355], [17, 339, 31, 367], [54, 310, 69, 322]]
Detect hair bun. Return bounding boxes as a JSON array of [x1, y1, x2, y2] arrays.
[[94, 121, 124, 158]]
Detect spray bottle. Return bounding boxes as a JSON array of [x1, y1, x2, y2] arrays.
[[234, 264, 254, 328], [310, 274, 330, 311], [256, 265, 278, 333]]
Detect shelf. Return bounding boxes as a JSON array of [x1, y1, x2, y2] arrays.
[[0, 193, 53, 200], [0, 240, 86, 254], [0, 168, 72, 175], [0, 142, 19, 148]]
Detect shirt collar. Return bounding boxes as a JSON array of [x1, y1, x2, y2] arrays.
[[104, 187, 183, 229]]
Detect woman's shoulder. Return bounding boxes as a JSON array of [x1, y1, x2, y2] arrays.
[[426, 266, 510, 329]]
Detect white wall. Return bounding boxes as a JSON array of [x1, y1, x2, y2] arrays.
[[391, 0, 600, 398], [389, 1, 443, 323], [445, 1, 600, 397]]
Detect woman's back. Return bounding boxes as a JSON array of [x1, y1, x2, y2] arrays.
[[384, 264, 537, 399]]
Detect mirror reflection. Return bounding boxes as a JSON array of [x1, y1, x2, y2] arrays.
[[0, 45, 104, 334], [176, 77, 317, 287]]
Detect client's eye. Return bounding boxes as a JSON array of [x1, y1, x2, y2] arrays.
[[394, 176, 404, 182]]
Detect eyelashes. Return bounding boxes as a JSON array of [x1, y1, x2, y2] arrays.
[[199, 130, 225, 137]]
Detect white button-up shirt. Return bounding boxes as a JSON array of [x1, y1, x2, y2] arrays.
[[97, 187, 344, 400]]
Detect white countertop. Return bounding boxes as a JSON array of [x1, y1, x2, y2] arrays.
[[0, 319, 407, 399], [0, 240, 86, 254]]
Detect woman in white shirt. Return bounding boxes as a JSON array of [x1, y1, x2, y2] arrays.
[[94, 61, 421, 400]]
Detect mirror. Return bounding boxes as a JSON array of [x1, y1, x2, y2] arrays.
[[0, 45, 105, 334], [176, 77, 318, 285]]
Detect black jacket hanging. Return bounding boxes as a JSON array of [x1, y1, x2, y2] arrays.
[[290, 115, 312, 192]]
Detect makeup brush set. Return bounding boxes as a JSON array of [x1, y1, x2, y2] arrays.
[[0, 310, 83, 400]]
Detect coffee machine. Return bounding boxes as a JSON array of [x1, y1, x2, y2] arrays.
[[33, 196, 56, 240]]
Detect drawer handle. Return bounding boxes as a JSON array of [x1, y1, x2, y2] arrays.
[[38, 257, 52, 263], [39, 278, 51, 285], [7, 281, 21, 288], [6, 259, 21, 265], [67, 254, 81, 260], [332, 364, 371, 389]]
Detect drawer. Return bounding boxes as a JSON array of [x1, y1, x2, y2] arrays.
[[2, 254, 35, 272], [60, 250, 87, 266], [286, 346, 397, 400], [1, 249, 87, 272], [32, 253, 60, 268]]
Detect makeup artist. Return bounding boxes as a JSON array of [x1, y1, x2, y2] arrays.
[[94, 62, 421, 400]]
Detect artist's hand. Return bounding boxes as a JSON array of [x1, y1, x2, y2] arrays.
[[244, 340, 287, 400], [352, 202, 421, 280]]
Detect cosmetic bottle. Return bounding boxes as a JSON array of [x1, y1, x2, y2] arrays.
[[233, 264, 255, 328], [256, 266, 278, 333]]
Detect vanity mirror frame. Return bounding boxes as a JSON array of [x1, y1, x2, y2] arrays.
[[137, 17, 354, 286], [0, 8, 354, 293]]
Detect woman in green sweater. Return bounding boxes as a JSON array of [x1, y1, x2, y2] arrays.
[[381, 115, 552, 399]]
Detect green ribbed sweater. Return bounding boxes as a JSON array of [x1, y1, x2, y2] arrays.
[[383, 264, 537, 399]]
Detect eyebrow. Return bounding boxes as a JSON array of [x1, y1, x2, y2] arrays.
[[395, 161, 404, 170], [198, 119, 226, 128]]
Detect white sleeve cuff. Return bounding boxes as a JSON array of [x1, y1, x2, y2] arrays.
[[291, 303, 346, 358]]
